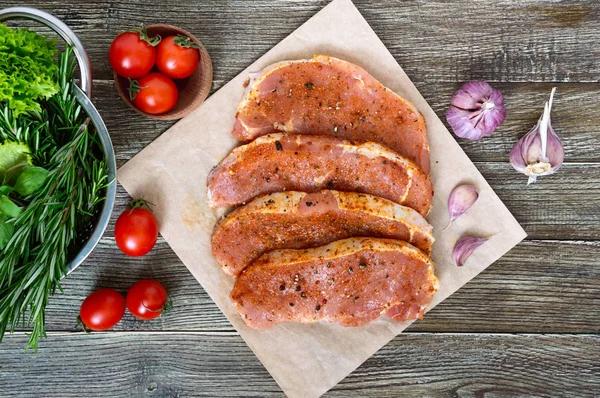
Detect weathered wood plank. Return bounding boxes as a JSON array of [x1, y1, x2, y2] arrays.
[[332, 333, 599, 397], [476, 162, 600, 240], [414, 240, 600, 333], [87, 80, 600, 165], [14, 237, 596, 334], [1, 0, 599, 83], [0, 333, 597, 397]]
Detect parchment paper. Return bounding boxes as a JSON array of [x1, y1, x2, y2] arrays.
[[118, 0, 527, 396]]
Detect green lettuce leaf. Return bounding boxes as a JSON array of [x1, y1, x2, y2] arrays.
[[0, 23, 59, 116]]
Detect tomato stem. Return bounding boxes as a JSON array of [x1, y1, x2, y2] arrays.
[[76, 316, 92, 334], [163, 297, 173, 314], [129, 198, 155, 210], [141, 297, 172, 314], [127, 79, 148, 101], [174, 35, 201, 49], [131, 24, 162, 47]]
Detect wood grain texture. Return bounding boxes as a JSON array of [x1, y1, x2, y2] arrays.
[[476, 163, 600, 240], [0, 333, 597, 397], [2, 0, 599, 83], [0, 0, 598, 396]]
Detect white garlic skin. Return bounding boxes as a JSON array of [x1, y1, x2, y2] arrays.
[[510, 87, 564, 185]]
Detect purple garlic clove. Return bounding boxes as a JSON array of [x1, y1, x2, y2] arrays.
[[442, 184, 478, 232], [446, 81, 507, 140], [453, 236, 488, 267], [509, 87, 564, 184]]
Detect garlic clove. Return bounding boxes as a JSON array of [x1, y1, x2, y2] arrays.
[[443, 184, 478, 231], [453, 236, 488, 267], [509, 88, 564, 184], [446, 81, 506, 140]]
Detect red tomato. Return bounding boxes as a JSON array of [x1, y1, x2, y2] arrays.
[[156, 35, 200, 79], [130, 73, 178, 114], [126, 280, 171, 320], [109, 27, 160, 78], [114, 200, 159, 256], [79, 289, 125, 331]]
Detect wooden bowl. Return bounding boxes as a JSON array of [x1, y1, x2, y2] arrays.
[[114, 24, 213, 121]]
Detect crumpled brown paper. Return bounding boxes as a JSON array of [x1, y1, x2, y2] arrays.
[[118, 0, 527, 396]]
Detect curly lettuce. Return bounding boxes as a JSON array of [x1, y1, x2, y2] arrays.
[[0, 23, 59, 116]]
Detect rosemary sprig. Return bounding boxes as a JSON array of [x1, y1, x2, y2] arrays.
[[0, 47, 109, 350]]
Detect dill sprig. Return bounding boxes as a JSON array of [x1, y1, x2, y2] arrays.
[[0, 47, 109, 350]]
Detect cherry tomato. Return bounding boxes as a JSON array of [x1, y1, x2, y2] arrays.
[[130, 73, 179, 114], [79, 289, 125, 331], [126, 280, 171, 320], [156, 35, 200, 79], [109, 26, 160, 78], [114, 200, 159, 256]]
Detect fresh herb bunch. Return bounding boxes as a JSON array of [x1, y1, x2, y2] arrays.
[[0, 47, 110, 350]]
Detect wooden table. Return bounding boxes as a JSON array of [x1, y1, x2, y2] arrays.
[[1, 1, 598, 396]]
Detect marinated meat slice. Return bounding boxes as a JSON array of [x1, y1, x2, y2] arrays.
[[230, 238, 439, 329], [207, 134, 433, 216], [233, 55, 430, 174], [212, 190, 434, 277]]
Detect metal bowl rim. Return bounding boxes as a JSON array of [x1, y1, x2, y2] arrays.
[[66, 87, 117, 275]]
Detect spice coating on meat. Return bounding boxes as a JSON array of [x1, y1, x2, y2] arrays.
[[212, 190, 434, 277], [207, 134, 433, 215], [233, 55, 430, 174], [230, 238, 439, 329]]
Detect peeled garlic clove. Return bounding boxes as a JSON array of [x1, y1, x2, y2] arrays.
[[453, 236, 488, 267], [446, 81, 507, 140], [509, 87, 564, 184], [443, 184, 478, 231]]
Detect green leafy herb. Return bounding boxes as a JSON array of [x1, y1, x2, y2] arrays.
[[0, 141, 49, 228], [0, 195, 21, 218], [3, 163, 29, 187], [0, 24, 59, 116], [0, 46, 109, 350], [13, 166, 49, 196], [0, 142, 32, 182], [0, 215, 14, 250]]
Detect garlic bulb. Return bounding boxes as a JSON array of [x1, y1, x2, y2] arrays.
[[446, 81, 506, 140], [509, 88, 564, 184]]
